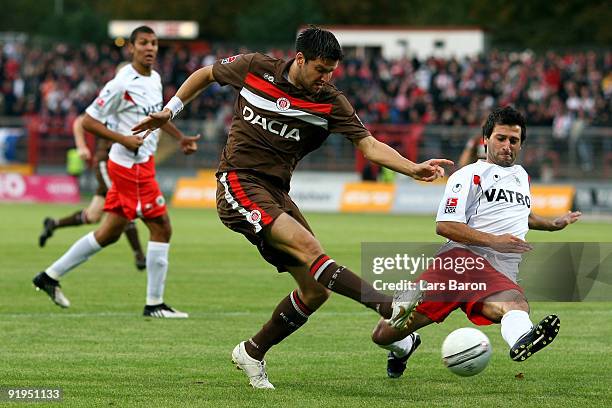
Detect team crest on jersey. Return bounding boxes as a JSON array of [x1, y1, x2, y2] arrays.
[[248, 209, 262, 224], [276, 97, 291, 111], [221, 55, 240, 64], [452, 183, 462, 193], [444, 197, 458, 214]]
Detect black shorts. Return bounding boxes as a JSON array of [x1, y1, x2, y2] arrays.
[[216, 170, 313, 272], [95, 159, 112, 197]]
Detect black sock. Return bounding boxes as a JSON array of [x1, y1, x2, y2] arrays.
[[56, 210, 86, 228]]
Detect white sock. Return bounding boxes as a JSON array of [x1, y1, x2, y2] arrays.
[[46, 232, 102, 280], [146, 241, 170, 306], [376, 333, 416, 357], [501, 310, 533, 348]]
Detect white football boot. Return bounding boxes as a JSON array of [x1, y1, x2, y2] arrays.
[[386, 281, 426, 329], [231, 342, 275, 389]]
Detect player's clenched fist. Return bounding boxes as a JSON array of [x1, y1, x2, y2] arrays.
[[121, 135, 144, 152]]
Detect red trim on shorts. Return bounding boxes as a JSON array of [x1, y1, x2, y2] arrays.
[[309, 254, 331, 276], [227, 171, 274, 225], [245, 73, 333, 115], [291, 290, 312, 316]]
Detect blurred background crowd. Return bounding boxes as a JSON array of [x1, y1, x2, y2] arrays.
[[1, 42, 610, 128]]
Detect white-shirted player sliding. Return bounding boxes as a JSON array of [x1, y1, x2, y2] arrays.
[[370, 106, 581, 378], [32, 26, 200, 318]]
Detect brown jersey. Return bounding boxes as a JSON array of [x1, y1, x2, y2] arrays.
[[213, 53, 370, 191]]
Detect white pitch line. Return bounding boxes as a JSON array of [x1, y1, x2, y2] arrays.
[[0, 311, 374, 319]]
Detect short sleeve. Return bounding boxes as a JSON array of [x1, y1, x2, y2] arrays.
[[436, 168, 473, 223], [212, 53, 255, 88], [85, 79, 123, 124], [328, 94, 371, 141]]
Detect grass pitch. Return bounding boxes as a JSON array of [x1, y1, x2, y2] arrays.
[[1, 203, 611, 407]]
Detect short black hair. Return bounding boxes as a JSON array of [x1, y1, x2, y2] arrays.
[[296, 26, 343, 62], [482, 106, 527, 143], [129, 25, 156, 44]]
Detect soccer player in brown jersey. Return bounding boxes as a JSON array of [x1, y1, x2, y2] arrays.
[[134, 26, 453, 388], [38, 107, 146, 270]]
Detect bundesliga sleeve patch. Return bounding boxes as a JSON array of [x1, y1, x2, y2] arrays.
[[444, 197, 458, 214], [221, 55, 240, 64]]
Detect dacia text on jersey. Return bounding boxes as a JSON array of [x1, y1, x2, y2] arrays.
[[242, 106, 300, 141]]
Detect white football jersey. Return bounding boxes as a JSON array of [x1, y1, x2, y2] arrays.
[[435, 160, 532, 280], [86, 64, 163, 168]]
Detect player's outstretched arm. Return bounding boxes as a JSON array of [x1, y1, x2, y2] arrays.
[[436, 221, 533, 253], [354, 136, 453, 182], [132, 65, 216, 134], [528, 211, 582, 231], [82, 113, 143, 152], [72, 114, 91, 161]]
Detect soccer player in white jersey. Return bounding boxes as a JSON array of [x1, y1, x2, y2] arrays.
[[32, 26, 200, 318], [370, 106, 581, 378]]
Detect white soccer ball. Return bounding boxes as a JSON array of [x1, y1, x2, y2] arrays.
[[441, 328, 492, 377]]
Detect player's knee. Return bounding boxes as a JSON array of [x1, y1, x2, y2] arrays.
[[371, 321, 395, 345], [97, 230, 122, 247], [371, 324, 385, 345], [300, 237, 324, 263], [86, 211, 103, 224], [161, 227, 172, 241], [150, 224, 172, 242]]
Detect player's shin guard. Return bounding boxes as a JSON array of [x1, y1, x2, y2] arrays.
[[311, 254, 393, 318], [145, 241, 169, 305], [46, 231, 102, 279], [246, 290, 311, 361]]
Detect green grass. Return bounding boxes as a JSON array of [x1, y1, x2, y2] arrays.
[[1, 203, 611, 407]]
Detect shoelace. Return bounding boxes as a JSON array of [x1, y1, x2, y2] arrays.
[[253, 361, 270, 382]]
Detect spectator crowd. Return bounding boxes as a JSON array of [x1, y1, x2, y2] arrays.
[[1, 40, 610, 129]]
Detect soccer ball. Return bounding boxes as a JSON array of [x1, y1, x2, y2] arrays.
[[441, 328, 492, 377]]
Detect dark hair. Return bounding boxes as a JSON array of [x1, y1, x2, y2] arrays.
[[482, 106, 527, 143], [129, 25, 156, 44], [295, 26, 343, 62]]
